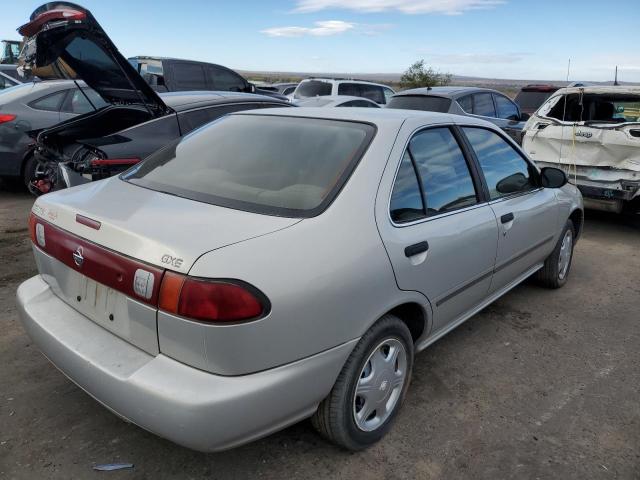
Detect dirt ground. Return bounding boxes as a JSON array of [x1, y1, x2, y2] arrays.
[[0, 181, 638, 480]]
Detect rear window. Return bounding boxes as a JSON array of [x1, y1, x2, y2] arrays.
[[543, 93, 640, 123], [124, 115, 376, 217], [514, 91, 554, 112], [386, 95, 452, 113], [294, 80, 332, 99]]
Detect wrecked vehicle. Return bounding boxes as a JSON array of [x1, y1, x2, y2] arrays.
[[18, 2, 289, 194], [522, 87, 640, 213]]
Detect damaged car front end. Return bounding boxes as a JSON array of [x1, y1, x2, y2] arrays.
[[18, 2, 172, 194], [522, 86, 640, 213]]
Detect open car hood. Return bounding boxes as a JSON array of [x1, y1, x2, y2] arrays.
[[18, 2, 170, 117]]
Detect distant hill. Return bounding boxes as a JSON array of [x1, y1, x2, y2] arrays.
[[239, 70, 634, 98]]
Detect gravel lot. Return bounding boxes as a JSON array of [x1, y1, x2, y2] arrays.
[[1, 182, 639, 480]]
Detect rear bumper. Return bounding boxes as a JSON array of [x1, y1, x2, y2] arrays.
[[16, 275, 356, 451]]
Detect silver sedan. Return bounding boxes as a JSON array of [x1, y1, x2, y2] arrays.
[[17, 108, 583, 452]]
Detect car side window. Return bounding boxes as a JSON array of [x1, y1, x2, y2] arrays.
[[29, 91, 67, 112], [458, 95, 472, 113], [494, 94, 519, 120], [61, 89, 107, 114], [472, 93, 496, 117], [463, 127, 536, 200], [409, 128, 478, 215], [383, 87, 395, 104], [337, 83, 358, 96], [282, 86, 296, 96], [359, 85, 385, 104], [173, 64, 207, 90], [390, 151, 425, 223], [206, 66, 247, 92]]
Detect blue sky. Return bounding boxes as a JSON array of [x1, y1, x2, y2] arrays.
[[3, 0, 639, 82]]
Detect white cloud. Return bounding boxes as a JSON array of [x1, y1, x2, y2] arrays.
[[292, 0, 505, 15], [261, 20, 355, 37]]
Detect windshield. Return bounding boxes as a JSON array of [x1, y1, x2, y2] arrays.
[[294, 80, 332, 99], [386, 95, 452, 113], [124, 114, 376, 217]]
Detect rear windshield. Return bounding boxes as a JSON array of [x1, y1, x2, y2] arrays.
[[514, 91, 554, 112], [386, 95, 452, 113], [123, 114, 376, 217], [294, 80, 332, 99], [543, 93, 640, 123]]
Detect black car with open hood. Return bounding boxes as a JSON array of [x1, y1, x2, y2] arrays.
[[18, 3, 292, 195]]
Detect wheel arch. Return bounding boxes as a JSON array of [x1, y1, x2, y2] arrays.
[[568, 208, 584, 240]]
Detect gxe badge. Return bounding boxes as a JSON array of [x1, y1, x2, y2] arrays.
[[72, 246, 84, 267]]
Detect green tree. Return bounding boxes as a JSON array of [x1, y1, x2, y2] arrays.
[[400, 59, 452, 89]]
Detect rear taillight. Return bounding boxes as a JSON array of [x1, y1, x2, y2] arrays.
[[159, 271, 267, 322], [19, 8, 87, 37], [0, 114, 16, 125]]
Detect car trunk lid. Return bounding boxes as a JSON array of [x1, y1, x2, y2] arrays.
[[30, 177, 300, 353], [18, 2, 170, 117]]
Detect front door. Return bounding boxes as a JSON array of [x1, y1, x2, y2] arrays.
[[461, 126, 558, 293], [377, 125, 499, 333]]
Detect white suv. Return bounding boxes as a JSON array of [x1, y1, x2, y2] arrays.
[[292, 78, 395, 105]]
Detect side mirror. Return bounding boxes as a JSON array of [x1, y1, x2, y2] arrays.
[[496, 172, 528, 194], [247, 83, 256, 93], [519, 112, 530, 121], [541, 167, 568, 188]]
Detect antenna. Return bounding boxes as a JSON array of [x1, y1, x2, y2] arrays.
[[558, 59, 571, 169], [614, 66, 619, 86]]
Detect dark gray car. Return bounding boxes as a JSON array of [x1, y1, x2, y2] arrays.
[[387, 86, 529, 144], [0, 65, 23, 91], [0, 80, 106, 183]]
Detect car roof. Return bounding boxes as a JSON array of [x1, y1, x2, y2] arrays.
[[235, 106, 497, 129], [550, 86, 640, 96], [295, 95, 378, 106], [394, 86, 498, 98], [300, 78, 392, 88], [158, 91, 289, 111]]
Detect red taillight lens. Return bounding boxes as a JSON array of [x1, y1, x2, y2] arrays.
[[19, 8, 87, 37], [0, 114, 16, 125], [159, 273, 267, 322]]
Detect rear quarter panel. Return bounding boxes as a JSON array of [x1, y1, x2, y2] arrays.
[[159, 122, 431, 375]]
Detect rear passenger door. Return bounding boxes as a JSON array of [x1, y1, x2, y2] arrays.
[[377, 125, 499, 333], [461, 127, 558, 293]]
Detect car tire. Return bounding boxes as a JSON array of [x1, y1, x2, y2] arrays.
[[22, 154, 37, 188], [311, 314, 414, 451], [536, 220, 575, 289]]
